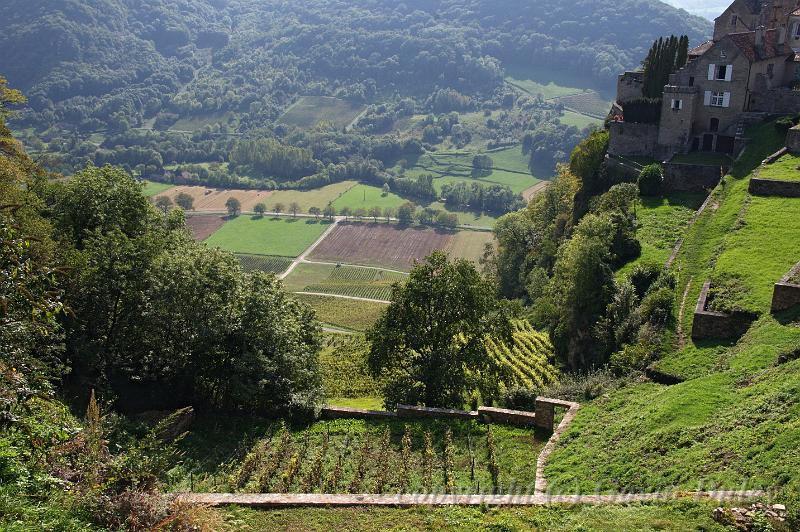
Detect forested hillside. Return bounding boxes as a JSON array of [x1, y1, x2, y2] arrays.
[[0, 0, 710, 189]]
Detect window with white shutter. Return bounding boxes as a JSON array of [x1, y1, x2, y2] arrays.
[[708, 64, 716, 80], [722, 92, 731, 108], [724, 65, 733, 81], [704, 91, 712, 106]]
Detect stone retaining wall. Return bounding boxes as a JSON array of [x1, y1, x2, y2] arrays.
[[321, 398, 575, 432], [748, 178, 800, 198], [691, 280, 755, 340], [788, 126, 800, 153], [663, 162, 724, 193], [772, 262, 800, 313]]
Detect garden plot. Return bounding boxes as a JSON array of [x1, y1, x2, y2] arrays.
[[237, 254, 294, 275], [283, 263, 407, 302], [292, 294, 388, 332], [205, 216, 331, 257], [185, 214, 226, 241], [279, 96, 366, 129]]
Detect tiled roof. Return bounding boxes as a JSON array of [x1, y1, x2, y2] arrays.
[[689, 41, 714, 56], [727, 29, 790, 62]]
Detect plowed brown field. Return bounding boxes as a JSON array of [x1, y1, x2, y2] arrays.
[[155, 186, 273, 212], [309, 223, 454, 271], [185, 215, 225, 240]]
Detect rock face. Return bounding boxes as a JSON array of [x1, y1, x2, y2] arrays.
[[712, 503, 787, 530]]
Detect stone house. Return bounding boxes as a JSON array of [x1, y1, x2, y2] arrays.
[[609, 0, 800, 160]]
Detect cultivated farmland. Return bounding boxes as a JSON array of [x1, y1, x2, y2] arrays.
[[293, 294, 388, 332], [486, 322, 559, 389], [268, 181, 357, 213], [284, 263, 406, 302], [308, 223, 454, 271], [185, 214, 225, 241], [181, 418, 542, 495], [279, 96, 366, 129], [205, 216, 331, 257], [237, 254, 294, 275], [552, 91, 612, 119], [443, 230, 495, 263], [157, 185, 273, 212]]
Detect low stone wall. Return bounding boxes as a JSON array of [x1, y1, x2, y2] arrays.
[[322, 398, 576, 432], [663, 162, 724, 193], [788, 126, 800, 153], [321, 406, 397, 420], [749, 178, 800, 197], [772, 262, 800, 313], [397, 404, 478, 421], [608, 122, 660, 158], [477, 406, 536, 427], [691, 281, 755, 340]]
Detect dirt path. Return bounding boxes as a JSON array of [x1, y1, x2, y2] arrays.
[[522, 181, 550, 202], [279, 217, 342, 280]]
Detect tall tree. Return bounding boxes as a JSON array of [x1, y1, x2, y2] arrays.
[[367, 252, 513, 408]]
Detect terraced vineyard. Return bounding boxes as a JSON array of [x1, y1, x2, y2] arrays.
[[486, 322, 559, 388], [552, 91, 611, 119], [302, 265, 407, 301], [237, 254, 293, 275]]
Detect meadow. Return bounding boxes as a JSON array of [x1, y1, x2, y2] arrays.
[[332, 184, 407, 211], [293, 294, 388, 332], [759, 153, 800, 181], [168, 111, 235, 132], [158, 185, 273, 212], [141, 180, 174, 196], [559, 110, 602, 130], [279, 96, 366, 129], [204, 216, 331, 257], [268, 181, 357, 213]]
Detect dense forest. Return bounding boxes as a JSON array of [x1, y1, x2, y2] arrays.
[[0, 0, 710, 209]]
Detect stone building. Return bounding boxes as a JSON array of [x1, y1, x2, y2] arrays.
[[609, 0, 800, 160]]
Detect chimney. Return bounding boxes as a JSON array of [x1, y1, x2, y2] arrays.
[[755, 25, 765, 47]]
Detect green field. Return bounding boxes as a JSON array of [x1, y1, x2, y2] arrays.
[[332, 184, 407, 211], [406, 146, 540, 194], [141, 180, 174, 197], [205, 216, 331, 257], [236, 254, 294, 275], [279, 96, 366, 129], [283, 262, 407, 301], [169, 111, 234, 132], [293, 293, 388, 332], [269, 181, 357, 213], [560, 110, 603, 130], [444, 229, 495, 262], [618, 192, 707, 275], [759, 153, 800, 181], [504, 64, 586, 99]]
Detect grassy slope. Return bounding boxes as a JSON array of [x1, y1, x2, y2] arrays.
[[759, 153, 800, 181], [559, 110, 602, 130], [205, 216, 331, 257], [332, 184, 407, 211], [545, 120, 800, 498], [141, 180, 174, 196], [294, 293, 388, 332], [269, 181, 357, 213], [279, 96, 365, 129]]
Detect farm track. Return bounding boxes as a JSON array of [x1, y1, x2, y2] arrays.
[[279, 217, 342, 280], [297, 291, 391, 305]]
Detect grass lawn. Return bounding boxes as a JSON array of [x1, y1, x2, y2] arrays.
[[617, 192, 707, 275], [141, 180, 174, 197], [204, 216, 331, 257], [279, 96, 365, 129], [559, 110, 602, 130], [215, 500, 730, 531], [759, 153, 800, 181], [294, 294, 387, 332], [332, 184, 407, 211], [269, 181, 357, 213]]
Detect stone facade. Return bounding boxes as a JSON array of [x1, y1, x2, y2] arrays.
[[610, 0, 800, 170], [663, 162, 725, 192], [771, 262, 800, 312], [748, 177, 800, 196], [788, 125, 800, 152], [691, 280, 756, 339]]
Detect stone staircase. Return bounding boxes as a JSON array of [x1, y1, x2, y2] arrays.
[[735, 112, 769, 141]]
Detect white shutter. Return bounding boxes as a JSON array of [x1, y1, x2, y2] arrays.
[[722, 92, 731, 108], [679, 100, 683, 110], [725, 65, 733, 81], [704, 91, 712, 106], [708, 64, 716, 80], [671, 99, 676, 109]]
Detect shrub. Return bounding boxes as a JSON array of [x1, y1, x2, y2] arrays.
[[638, 164, 663, 196], [499, 387, 538, 411], [639, 287, 675, 328], [775, 116, 795, 133], [623, 98, 662, 124]]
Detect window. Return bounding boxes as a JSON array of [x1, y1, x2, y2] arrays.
[[767, 63, 775, 79], [671, 99, 683, 110], [711, 92, 725, 107], [710, 118, 719, 132], [689, 76, 695, 86], [731, 15, 738, 26], [716, 65, 728, 80], [708, 64, 733, 81], [794, 22, 800, 38]]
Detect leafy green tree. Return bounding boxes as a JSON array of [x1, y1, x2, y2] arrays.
[[273, 202, 285, 215], [354, 207, 367, 220], [254, 202, 266, 216], [226, 197, 242, 217], [340, 206, 352, 220], [397, 202, 416, 225], [155, 195, 173, 214], [323, 204, 336, 220], [381, 183, 391, 196], [174, 192, 194, 211], [290, 201, 300, 217], [638, 164, 663, 196], [369, 206, 382, 222], [384, 207, 396, 222], [367, 252, 513, 408], [309, 206, 321, 219]]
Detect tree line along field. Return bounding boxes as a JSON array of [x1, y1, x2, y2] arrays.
[[278, 96, 366, 130], [156, 185, 274, 212], [173, 418, 543, 495], [204, 216, 332, 257], [308, 223, 493, 271], [283, 263, 407, 302]]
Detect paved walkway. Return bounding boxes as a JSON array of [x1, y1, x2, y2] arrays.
[[178, 490, 766, 508]]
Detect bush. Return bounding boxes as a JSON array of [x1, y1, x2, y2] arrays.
[[775, 116, 795, 134], [623, 98, 662, 124], [499, 387, 538, 411], [639, 287, 675, 328], [638, 164, 663, 196]]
